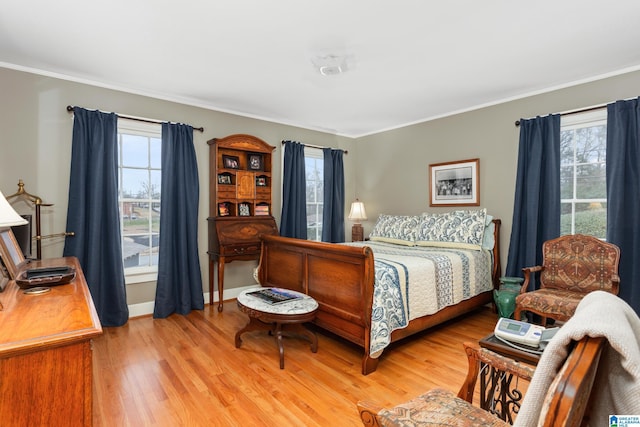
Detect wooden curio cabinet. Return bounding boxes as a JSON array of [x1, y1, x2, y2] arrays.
[[207, 134, 278, 311]]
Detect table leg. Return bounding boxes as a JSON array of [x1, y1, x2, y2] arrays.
[[217, 258, 225, 312], [235, 317, 268, 348]]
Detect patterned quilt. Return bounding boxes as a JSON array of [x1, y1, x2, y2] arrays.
[[344, 241, 493, 358]]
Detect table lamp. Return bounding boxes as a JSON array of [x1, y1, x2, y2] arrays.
[[348, 199, 367, 242], [0, 190, 28, 291]]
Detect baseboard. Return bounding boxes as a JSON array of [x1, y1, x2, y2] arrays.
[[128, 284, 258, 318]]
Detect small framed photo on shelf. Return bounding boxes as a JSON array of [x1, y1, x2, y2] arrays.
[[429, 158, 480, 207], [247, 153, 263, 171], [238, 202, 251, 216], [0, 260, 10, 292], [255, 203, 270, 216], [256, 176, 267, 187], [218, 202, 231, 216], [222, 155, 239, 169], [218, 173, 232, 185], [0, 228, 26, 279]]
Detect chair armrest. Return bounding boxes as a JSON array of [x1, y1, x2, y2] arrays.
[[611, 273, 621, 295], [357, 400, 384, 427], [457, 342, 535, 402], [521, 265, 544, 293]]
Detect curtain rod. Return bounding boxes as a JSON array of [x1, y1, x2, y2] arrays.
[[514, 103, 607, 127], [66, 105, 204, 132], [281, 140, 348, 154]]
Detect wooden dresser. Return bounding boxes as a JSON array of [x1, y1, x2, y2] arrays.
[[0, 257, 102, 426], [207, 134, 278, 311]]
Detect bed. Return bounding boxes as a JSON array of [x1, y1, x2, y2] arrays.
[[257, 209, 501, 375]]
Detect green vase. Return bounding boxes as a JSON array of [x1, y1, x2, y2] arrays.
[[493, 277, 524, 319]]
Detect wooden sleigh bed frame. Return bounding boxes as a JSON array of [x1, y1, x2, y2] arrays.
[[257, 219, 501, 375]]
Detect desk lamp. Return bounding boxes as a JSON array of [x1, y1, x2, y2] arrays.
[[348, 199, 367, 242]]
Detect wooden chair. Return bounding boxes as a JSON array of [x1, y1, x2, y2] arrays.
[[514, 234, 620, 326], [357, 336, 604, 426]]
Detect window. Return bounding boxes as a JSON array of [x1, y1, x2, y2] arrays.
[[117, 119, 162, 282], [560, 110, 607, 238], [305, 148, 324, 241]]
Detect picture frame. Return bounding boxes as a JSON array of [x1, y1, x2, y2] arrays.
[[0, 228, 26, 279], [218, 202, 230, 216], [218, 173, 232, 185], [222, 155, 239, 169], [429, 158, 480, 207], [0, 259, 9, 292], [238, 202, 251, 216], [247, 153, 263, 171], [256, 176, 267, 187]]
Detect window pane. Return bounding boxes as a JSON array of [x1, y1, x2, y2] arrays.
[[560, 165, 574, 199], [574, 202, 607, 238], [575, 163, 606, 199], [121, 134, 149, 167], [560, 130, 574, 166], [150, 137, 161, 168], [574, 126, 606, 163], [560, 202, 573, 235], [150, 170, 162, 198], [122, 168, 149, 199]]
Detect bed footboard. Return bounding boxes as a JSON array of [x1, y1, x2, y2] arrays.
[[258, 235, 376, 372]]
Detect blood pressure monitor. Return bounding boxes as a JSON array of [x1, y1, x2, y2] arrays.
[[494, 318, 546, 347]]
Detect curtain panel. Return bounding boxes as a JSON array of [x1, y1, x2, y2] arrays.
[[321, 148, 345, 243], [63, 107, 129, 327], [153, 123, 204, 318], [280, 141, 307, 239], [505, 114, 561, 290], [607, 97, 640, 314]]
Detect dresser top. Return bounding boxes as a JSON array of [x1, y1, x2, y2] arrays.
[[0, 257, 102, 357]]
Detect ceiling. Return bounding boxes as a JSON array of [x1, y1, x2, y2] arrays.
[[2, 1, 640, 138]]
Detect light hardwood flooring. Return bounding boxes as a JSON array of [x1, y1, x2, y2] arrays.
[[92, 300, 497, 427]]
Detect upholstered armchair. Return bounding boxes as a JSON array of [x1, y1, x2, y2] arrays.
[[514, 234, 620, 325]]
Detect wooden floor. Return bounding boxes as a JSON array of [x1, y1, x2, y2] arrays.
[[92, 300, 497, 427]]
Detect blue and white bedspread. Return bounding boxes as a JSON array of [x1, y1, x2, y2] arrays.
[[344, 241, 493, 358]]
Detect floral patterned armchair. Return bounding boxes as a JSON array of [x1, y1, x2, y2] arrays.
[[514, 234, 620, 325]]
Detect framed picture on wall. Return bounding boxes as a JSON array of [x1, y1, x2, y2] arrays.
[[429, 158, 480, 206]]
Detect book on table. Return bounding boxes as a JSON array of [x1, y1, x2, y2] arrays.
[[247, 288, 303, 305]]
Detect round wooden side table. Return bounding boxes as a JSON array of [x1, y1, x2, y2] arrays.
[[235, 287, 319, 369]]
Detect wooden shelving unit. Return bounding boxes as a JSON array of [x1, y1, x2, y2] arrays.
[[207, 134, 278, 311]]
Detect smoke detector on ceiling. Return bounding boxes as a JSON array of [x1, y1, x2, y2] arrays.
[[311, 54, 349, 76]]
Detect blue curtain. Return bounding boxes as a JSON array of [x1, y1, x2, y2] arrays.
[[280, 141, 307, 239], [505, 114, 561, 290], [607, 97, 640, 314], [153, 123, 204, 318], [63, 107, 129, 327], [321, 148, 345, 242]]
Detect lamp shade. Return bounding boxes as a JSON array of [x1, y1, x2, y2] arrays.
[[348, 200, 367, 222], [0, 190, 28, 228]]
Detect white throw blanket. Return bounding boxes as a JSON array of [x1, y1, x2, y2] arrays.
[[515, 291, 640, 426]]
